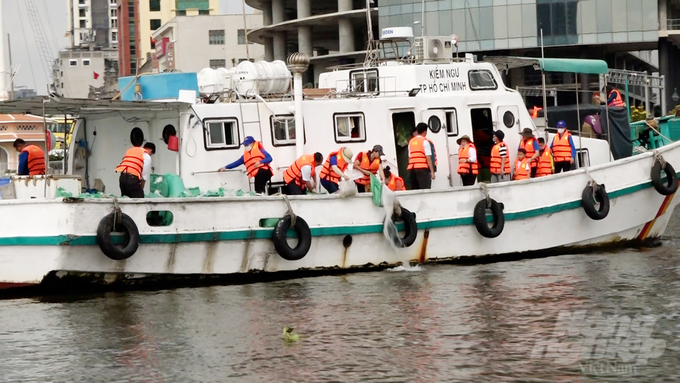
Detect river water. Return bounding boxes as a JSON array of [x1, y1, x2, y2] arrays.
[[2, 216, 680, 382]]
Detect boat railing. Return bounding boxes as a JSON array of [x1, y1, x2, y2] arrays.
[[333, 75, 399, 97]]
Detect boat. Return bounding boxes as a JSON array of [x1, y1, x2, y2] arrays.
[[0, 28, 679, 292]]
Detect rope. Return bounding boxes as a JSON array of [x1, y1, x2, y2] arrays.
[[479, 183, 491, 208], [653, 149, 667, 168], [282, 195, 296, 227], [112, 197, 122, 226]]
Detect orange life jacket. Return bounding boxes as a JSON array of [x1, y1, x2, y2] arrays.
[[283, 154, 317, 187], [531, 106, 542, 119], [457, 143, 479, 175], [537, 148, 553, 177], [490, 142, 510, 175], [407, 136, 429, 170], [514, 158, 530, 180], [115, 147, 145, 179], [355, 151, 381, 185], [243, 141, 273, 178], [386, 175, 405, 191], [520, 137, 538, 169], [22, 145, 46, 176], [319, 150, 349, 184], [551, 132, 573, 162], [608, 90, 625, 107]]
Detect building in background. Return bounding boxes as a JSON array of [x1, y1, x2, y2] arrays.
[[119, 0, 220, 77], [151, 13, 265, 73], [57, 0, 120, 98], [0, 114, 49, 174], [245, 0, 378, 83]]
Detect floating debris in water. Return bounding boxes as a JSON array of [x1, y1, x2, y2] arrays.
[[387, 264, 423, 272], [282, 326, 301, 343]]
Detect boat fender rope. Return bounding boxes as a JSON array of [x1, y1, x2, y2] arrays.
[[653, 150, 667, 168], [112, 197, 122, 225], [282, 195, 297, 227], [581, 181, 610, 220], [479, 183, 491, 208]]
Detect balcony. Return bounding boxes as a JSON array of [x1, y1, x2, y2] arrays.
[[668, 19, 680, 30]]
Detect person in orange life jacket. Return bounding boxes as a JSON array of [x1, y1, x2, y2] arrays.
[[489, 130, 510, 183], [354, 144, 384, 192], [513, 148, 531, 180], [283, 152, 324, 195], [550, 120, 576, 174], [518, 128, 540, 178], [380, 166, 406, 191], [115, 142, 155, 198], [536, 137, 554, 177], [320, 147, 354, 194], [218, 136, 273, 194], [529, 106, 542, 119], [13, 138, 46, 176], [411, 125, 438, 173], [407, 123, 435, 190], [607, 87, 626, 108], [456, 135, 478, 186]]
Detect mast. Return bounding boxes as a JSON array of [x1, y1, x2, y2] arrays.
[[0, 0, 9, 101]]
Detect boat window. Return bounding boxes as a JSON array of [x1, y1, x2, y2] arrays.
[[468, 70, 498, 91], [271, 115, 300, 146], [130, 127, 145, 147], [446, 110, 458, 136], [334, 113, 366, 143], [428, 115, 442, 133], [350, 69, 379, 93], [576, 148, 590, 168], [162, 125, 177, 144], [204, 119, 239, 150], [503, 111, 516, 128]]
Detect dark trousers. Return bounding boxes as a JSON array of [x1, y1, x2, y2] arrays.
[[554, 161, 572, 173], [530, 166, 538, 178], [320, 178, 339, 193], [355, 182, 369, 193], [409, 169, 432, 190], [460, 173, 477, 186], [253, 168, 273, 194], [119, 172, 144, 198], [285, 181, 305, 195]]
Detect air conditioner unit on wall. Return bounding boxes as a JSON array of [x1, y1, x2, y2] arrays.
[[415, 37, 452, 61]]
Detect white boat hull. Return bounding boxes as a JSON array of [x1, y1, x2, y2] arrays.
[[2, 144, 680, 290]]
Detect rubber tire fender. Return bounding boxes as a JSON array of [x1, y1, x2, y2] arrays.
[[651, 160, 678, 196], [96, 212, 140, 261], [581, 184, 610, 220], [473, 198, 505, 238], [272, 215, 312, 261], [386, 207, 418, 248]]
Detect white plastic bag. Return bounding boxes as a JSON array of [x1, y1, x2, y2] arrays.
[[338, 179, 357, 198]]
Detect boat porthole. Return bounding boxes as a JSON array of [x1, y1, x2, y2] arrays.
[[162, 125, 177, 144], [130, 127, 145, 146], [503, 111, 515, 128], [428, 115, 442, 133], [343, 235, 353, 248]]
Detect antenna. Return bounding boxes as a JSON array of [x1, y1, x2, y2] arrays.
[[0, 0, 9, 101], [363, 0, 379, 67]]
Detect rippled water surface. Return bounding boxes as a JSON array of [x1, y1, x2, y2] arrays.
[[3, 213, 680, 382]]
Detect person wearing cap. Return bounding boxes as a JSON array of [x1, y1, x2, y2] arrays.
[[550, 120, 576, 173], [13, 138, 46, 176], [407, 122, 435, 190], [354, 145, 383, 192], [218, 136, 273, 194], [283, 152, 324, 195], [537, 137, 554, 177], [518, 128, 540, 177], [513, 148, 531, 181], [115, 142, 155, 198], [319, 147, 354, 194], [456, 135, 478, 186], [489, 131, 509, 183]]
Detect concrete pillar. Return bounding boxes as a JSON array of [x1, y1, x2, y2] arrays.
[[338, 0, 355, 52], [263, 1, 273, 26], [660, 0, 668, 31], [658, 38, 679, 114], [297, 0, 312, 57], [265, 37, 274, 61], [272, 0, 284, 24], [297, 0, 310, 18], [274, 32, 287, 60]]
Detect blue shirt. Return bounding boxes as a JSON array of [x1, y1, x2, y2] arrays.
[[17, 151, 29, 176], [329, 154, 338, 166], [519, 139, 540, 153], [550, 134, 577, 159], [225, 146, 273, 169]]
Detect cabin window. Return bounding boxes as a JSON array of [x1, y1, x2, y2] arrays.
[[69, 59, 78, 67], [334, 113, 366, 143], [204, 119, 239, 150], [350, 69, 379, 93], [271, 115, 297, 146], [468, 70, 498, 91], [428, 115, 442, 133], [576, 148, 590, 168], [446, 110, 458, 136], [503, 111, 516, 128]]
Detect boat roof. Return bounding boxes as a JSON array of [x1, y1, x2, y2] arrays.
[[486, 56, 609, 75], [0, 97, 189, 117]]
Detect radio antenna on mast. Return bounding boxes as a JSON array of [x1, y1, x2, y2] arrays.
[[363, 0, 379, 67]]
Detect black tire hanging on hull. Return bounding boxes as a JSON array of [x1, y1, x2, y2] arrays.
[[651, 160, 678, 196], [473, 199, 505, 238], [581, 184, 610, 220], [272, 215, 312, 261], [96, 212, 140, 261]]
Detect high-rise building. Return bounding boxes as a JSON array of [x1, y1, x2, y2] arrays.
[[119, 0, 220, 77], [67, 0, 119, 49]]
